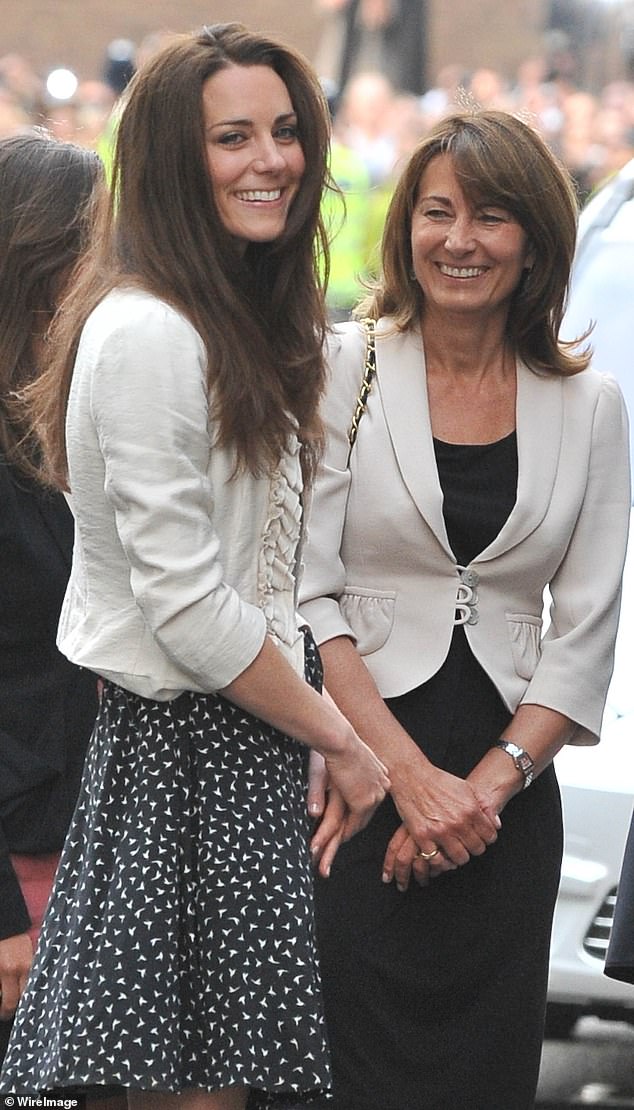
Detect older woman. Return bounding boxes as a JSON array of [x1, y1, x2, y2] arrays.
[[301, 110, 631, 1109]]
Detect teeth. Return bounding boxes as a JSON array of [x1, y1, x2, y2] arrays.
[[237, 189, 281, 201], [439, 264, 485, 278]]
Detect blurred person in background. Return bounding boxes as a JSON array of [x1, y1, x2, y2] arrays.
[[0, 53, 44, 125], [314, 0, 426, 100], [334, 70, 397, 185], [321, 97, 373, 321], [0, 90, 32, 138], [465, 65, 512, 109], [74, 80, 117, 149], [0, 131, 102, 1065]]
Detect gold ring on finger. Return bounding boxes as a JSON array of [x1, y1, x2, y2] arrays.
[[417, 847, 440, 860]]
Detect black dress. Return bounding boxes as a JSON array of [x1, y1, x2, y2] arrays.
[[312, 433, 563, 1110]]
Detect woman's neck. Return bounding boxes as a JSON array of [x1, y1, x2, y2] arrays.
[[420, 312, 517, 445], [420, 308, 513, 385]]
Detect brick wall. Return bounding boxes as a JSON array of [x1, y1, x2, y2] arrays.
[[0, 0, 625, 93]]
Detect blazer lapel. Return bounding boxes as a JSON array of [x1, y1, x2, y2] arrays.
[[375, 326, 564, 565], [374, 321, 453, 556], [477, 361, 564, 562]]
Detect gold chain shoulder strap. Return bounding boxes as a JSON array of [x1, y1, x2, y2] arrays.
[[346, 318, 376, 464]]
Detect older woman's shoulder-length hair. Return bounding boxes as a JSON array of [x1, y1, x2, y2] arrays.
[[33, 22, 332, 488], [360, 109, 590, 376]]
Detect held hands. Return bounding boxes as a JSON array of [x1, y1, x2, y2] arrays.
[[307, 739, 389, 879], [382, 764, 501, 892], [0, 931, 33, 1021], [314, 688, 390, 847]]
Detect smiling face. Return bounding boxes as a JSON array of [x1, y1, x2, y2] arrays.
[[203, 63, 306, 247], [410, 153, 534, 323]]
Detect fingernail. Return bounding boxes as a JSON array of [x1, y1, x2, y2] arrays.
[[309, 802, 321, 815], [382, 871, 390, 883], [396, 883, 406, 893], [495, 815, 502, 828]]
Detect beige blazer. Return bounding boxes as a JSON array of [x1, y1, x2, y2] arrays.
[[299, 318, 631, 745], [59, 288, 306, 700]]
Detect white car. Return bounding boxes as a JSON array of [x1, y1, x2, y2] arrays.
[[546, 161, 634, 1037]]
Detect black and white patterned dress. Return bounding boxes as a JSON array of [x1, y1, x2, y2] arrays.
[[0, 455, 331, 1103]]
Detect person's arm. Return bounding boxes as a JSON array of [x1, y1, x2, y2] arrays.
[[467, 704, 573, 811], [309, 636, 499, 872], [520, 375, 630, 743], [221, 636, 390, 840], [385, 374, 631, 888], [88, 303, 388, 834], [301, 328, 497, 874]]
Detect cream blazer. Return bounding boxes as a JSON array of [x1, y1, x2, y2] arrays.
[[59, 288, 306, 700], [299, 318, 631, 745]]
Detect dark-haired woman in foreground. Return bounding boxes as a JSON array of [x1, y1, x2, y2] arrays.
[[0, 131, 102, 1064], [0, 25, 388, 1109]]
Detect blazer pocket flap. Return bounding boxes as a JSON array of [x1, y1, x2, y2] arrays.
[[506, 611, 543, 680], [340, 587, 396, 656]]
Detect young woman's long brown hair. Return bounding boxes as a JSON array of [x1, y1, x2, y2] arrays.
[[30, 23, 333, 489], [0, 132, 102, 477]]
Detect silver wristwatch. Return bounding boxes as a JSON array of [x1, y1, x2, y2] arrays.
[[494, 740, 535, 789]]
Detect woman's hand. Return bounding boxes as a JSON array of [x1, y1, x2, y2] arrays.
[[382, 822, 459, 892], [322, 725, 389, 841], [0, 931, 33, 1021], [310, 784, 349, 879], [220, 638, 389, 835], [306, 747, 328, 821], [388, 761, 500, 874], [306, 689, 389, 854], [307, 748, 384, 878]]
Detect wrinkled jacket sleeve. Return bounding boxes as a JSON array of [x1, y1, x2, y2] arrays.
[[522, 374, 631, 744], [88, 302, 267, 690]]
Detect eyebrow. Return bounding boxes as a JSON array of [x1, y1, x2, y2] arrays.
[[418, 193, 453, 205], [418, 193, 507, 209], [209, 111, 298, 130]]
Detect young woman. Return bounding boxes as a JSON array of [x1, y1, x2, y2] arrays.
[[0, 24, 388, 1110]]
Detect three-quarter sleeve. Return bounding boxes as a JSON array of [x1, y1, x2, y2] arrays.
[[523, 374, 631, 743], [86, 300, 267, 691]]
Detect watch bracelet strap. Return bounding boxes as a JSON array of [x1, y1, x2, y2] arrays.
[[494, 739, 535, 789]]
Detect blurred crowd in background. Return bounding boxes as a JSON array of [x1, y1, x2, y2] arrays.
[[0, 10, 633, 318]]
